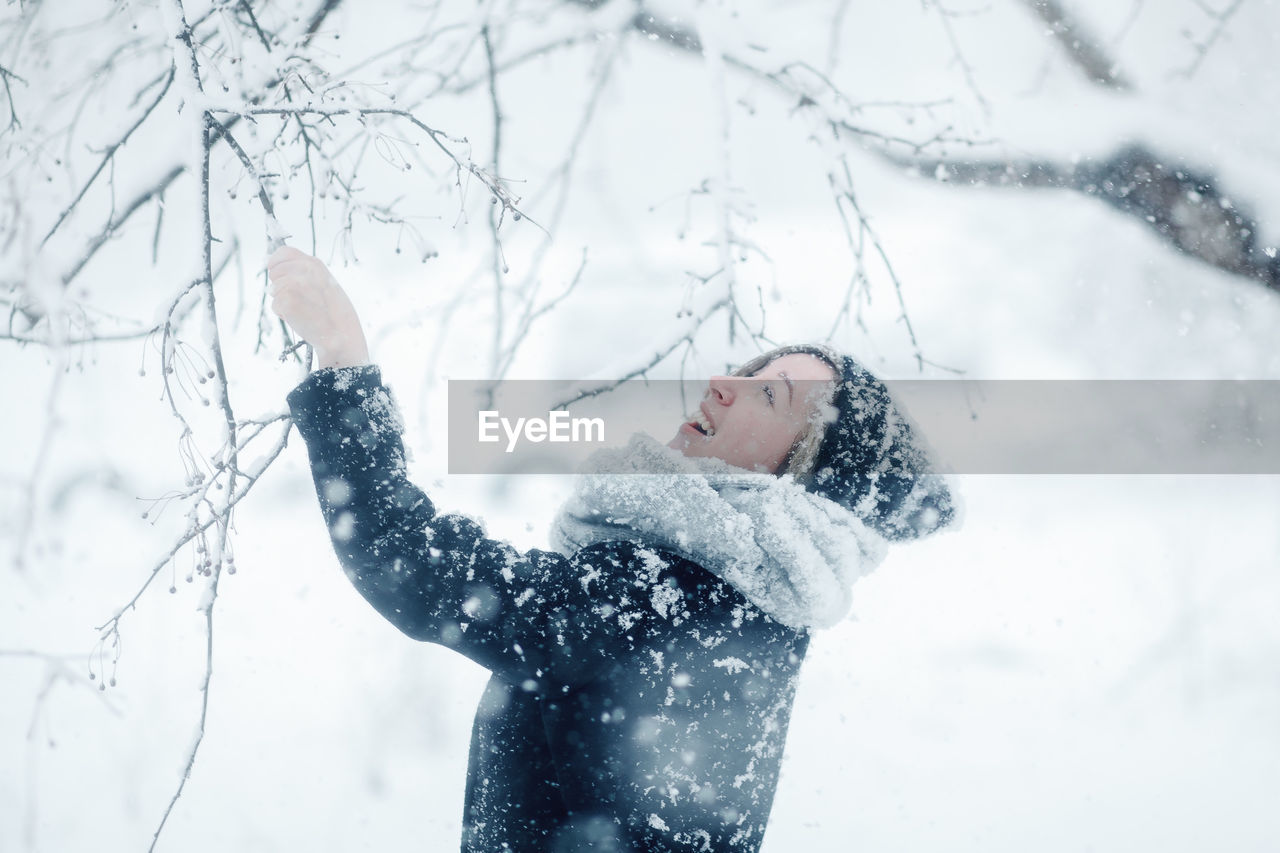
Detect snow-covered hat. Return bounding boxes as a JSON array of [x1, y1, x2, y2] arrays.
[[734, 345, 957, 542]]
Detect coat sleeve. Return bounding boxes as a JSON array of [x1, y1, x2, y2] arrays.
[[286, 365, 675, 688]]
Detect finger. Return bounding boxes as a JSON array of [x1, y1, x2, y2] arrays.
[[266, 247, 290, 271], [269, 277, 307, 300], [270, 290, 298, 318], [266, 265, 311, 289], [267, 245, 303, 265], [266, 258, 306, 280], [267, 258, 323, 283], [267, 245, 306, 272]]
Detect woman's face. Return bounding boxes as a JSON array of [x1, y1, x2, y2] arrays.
[[668, 352, 836, 474]]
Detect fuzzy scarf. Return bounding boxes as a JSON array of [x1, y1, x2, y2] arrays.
[[549, 432, 889, 630]]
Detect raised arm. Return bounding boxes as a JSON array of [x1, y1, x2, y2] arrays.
[[287, 367, 624, 682], [271, 250, 672, 689]]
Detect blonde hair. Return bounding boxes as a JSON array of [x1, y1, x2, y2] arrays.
[[730, 344, 841, 480]]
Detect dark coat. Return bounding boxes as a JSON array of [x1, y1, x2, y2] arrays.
[[288, 367, 811, 852]]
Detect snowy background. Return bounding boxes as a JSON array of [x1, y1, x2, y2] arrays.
[[3, 1, 1280, 851]]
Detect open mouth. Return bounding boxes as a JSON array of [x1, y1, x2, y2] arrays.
[[685, 409, 716, 437]]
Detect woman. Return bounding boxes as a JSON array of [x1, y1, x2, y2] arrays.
[[270, 247, 956, 852]]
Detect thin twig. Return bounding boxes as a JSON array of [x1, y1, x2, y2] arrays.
[[921, 0, 991, 118], [41, 66, 176, 247], [482, 24, 507, 377], [218, 105, 543, 231], [551, 297, 730, 409], [1178, 0, 1246, 79], [830, 160, 924, 370], [0, 62, 27, 131]]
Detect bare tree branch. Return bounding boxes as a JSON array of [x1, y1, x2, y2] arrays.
[[1178, 0, 1246, 79], [552, 295, 731, 409], [829, 159, 925, 370], [0, 62, 25, 131], [236, 0, 273, 53], [218, 106, 540, 230], [1021, 0, 1132, 89], [41, 65, 176, 247], [576, 3, 1277, 296], [606, 8, 989, 155], [144, 4, 233, 846], [921, 0, 992, 117], [895, 144, 1280, 292], [58, 164, 186, 289], [482, 23, 508, 377]]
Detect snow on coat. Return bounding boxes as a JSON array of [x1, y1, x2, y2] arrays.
[[288, 366, 844, 852], [550, 431, 889, 630]]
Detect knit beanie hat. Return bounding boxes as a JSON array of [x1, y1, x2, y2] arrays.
[[734, 345, 957, 542]]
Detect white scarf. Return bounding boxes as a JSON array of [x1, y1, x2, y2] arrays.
[[548, 432, 889, 630]]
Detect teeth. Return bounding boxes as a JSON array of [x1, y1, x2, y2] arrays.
[[694, 411, 716, 437]]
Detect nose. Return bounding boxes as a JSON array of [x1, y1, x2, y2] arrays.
[[706, 375, 737, 406]]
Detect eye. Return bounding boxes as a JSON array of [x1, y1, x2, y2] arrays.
[[762, 384, 775, 406]]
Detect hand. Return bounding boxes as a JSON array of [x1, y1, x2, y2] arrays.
[[267, 246, 371, 369]]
